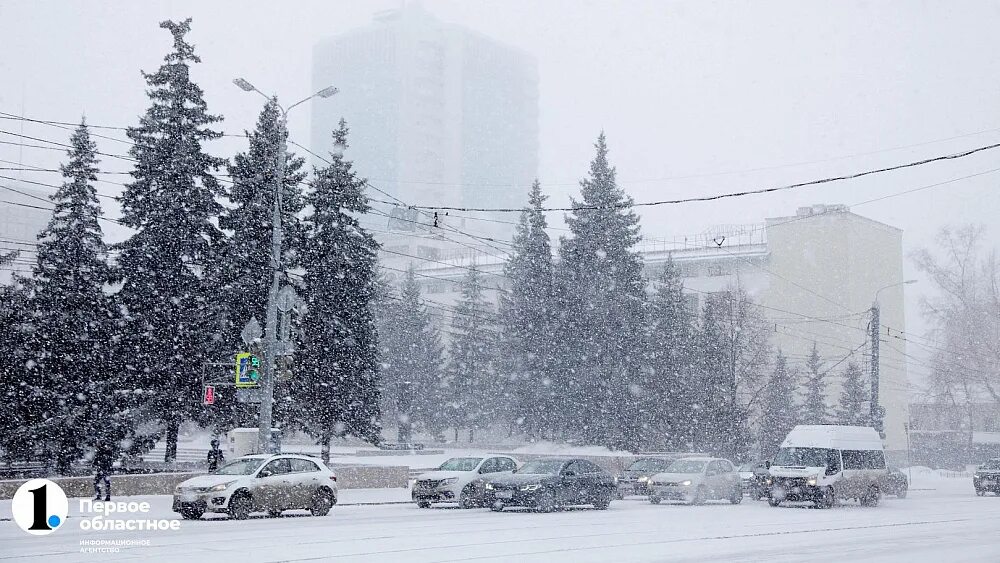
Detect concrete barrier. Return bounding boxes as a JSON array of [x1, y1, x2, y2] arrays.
[[0, 464, 411, 499]]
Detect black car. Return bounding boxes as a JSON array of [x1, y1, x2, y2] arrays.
[[738, 460, 771, 500], [484, 458, 616, 512], [974, 459, 1000, 496], [882, 467, 908, 498], [616, 457, 672, 498]]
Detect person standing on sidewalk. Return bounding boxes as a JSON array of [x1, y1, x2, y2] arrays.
[[92, 442, 113, 501]]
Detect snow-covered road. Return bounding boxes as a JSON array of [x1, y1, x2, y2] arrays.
[[3, 481, 999, 562]]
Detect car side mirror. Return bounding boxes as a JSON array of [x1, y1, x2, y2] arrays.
[[258, 469, 272, 478], [562, 470, 576, 477], [825, 466, 839, 476]]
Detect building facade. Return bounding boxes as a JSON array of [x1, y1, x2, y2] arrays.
[[382, 204, 912, 452], [312, 5, 539, 240]]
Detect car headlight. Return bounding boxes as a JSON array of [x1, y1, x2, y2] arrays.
[[485, 483, 494, 490], [680, 480, 692, 486], [441, 477, 458, 485], [209, 481, 235, 492], [765, 478, 773, 485], [521, 484, 541, 491], [807, 475, 818, 486], [638, 476, 649, 482]]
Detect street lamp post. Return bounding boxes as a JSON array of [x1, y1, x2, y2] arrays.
[[233, 78, 338, 453], [870, 279, 917, 436]]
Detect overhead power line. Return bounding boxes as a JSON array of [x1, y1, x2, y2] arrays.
[[402, 141, 1000, 213]]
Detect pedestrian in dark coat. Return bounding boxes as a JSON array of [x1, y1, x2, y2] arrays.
[[92, 443, 114, 501], [207, 439, 225, 472]]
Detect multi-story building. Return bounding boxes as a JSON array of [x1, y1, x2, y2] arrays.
[[311, 5, 539, 240], [383, 204, 912, 454]]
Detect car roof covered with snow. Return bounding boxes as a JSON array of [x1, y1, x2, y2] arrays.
[[780, 425, 883, 451]]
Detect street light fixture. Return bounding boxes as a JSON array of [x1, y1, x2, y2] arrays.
[[233, 77, 337, 454], [869, 279, 918, 437]]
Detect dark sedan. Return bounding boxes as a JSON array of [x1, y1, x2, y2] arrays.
[[616, 457, 672, 498], [882, 467, 908, 498], [484, 458, 616, 512], [974, 459, 1000, 496]]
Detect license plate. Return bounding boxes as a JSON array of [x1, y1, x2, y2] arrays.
[[496, 490, 513, 499], [179, 494, 197, 502]]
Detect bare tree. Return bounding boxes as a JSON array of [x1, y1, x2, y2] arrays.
[[912, 226, 1000, 423]]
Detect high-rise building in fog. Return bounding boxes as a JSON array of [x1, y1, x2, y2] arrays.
[[311, 5, 539, 240]]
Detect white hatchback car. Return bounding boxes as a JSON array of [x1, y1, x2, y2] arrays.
[[172, 454, 338, 520], [412, 455, 519, 508]]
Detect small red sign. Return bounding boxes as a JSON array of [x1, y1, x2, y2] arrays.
[[204, 385, 215, 405]]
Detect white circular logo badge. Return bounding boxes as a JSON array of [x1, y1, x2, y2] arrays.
[[11, 479, 69, 536]]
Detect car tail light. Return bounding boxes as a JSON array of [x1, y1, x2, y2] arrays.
[[330, 475, 337, 482]]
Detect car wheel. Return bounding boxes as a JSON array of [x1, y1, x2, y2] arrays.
[[459, 486, 476, 509], [228, 492, 252, 520], [267, 509, 283, 518], [895, 489, 907, 499], [729, 486, 743, 504], [975, 489, 984, 497], [689, 486, 706, 506], [180, 508, 204, 520], [860, 486, 880, 507], [417, 500, 432, 508], [815, 486, 835, 509], [649, 496, 661, 505], [535, 489, 556, 513], [490, 501, 504, 512], [615, 488, 625, 500], [310, 489, 335, 517], [593, 490, 612, 510], [768, 497, 782, 507]]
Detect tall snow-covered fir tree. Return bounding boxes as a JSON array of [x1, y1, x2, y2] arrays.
[[209, 100, 307, 432], [836, 361, 869, 426], [498, 180, 556, 439], [445, 264, 499, 442], [115, 19, 227, 462], [553, 133, 646, 450], [21, 122, 121, 473], [692, 294, 736, 455], [293, 120, 381, 460], [644, 257, 695, 450], [801, 342, 829, 424], [759, 350, 797, 458], [375, 266, 446, 441]]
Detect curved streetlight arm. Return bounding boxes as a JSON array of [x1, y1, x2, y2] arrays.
[[874, 279, 917, 305]]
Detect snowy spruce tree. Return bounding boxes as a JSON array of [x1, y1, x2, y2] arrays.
[[294, 120, 381, 460], [836, 361, 869, 426], [209, 100, 307, 431], [376, 267, 446, 441], [801, 342, 829, 424], [759, 350, 797, 458], [21, 122, 120, 473], [644, 257, 696, 450], [498, 180, 556, 439], [553, 133, 646, 450], [445, 264, 499, 442], [691, 294, 736, 455], [115, 19, 227, 462]]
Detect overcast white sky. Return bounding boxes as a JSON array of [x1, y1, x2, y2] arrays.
[[2, 0, 999, 361]]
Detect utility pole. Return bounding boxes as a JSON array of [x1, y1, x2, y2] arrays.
[[870, 279, 917, 438], [233, 78, 338, 454], [869, 301, 882, 434]]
